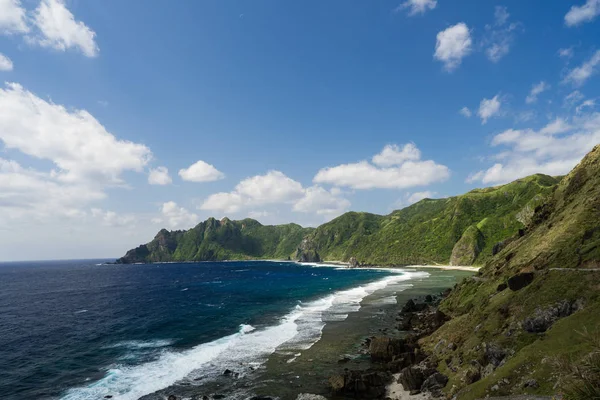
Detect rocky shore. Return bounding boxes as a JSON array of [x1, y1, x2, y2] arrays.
[[327, 291, 454, 399]]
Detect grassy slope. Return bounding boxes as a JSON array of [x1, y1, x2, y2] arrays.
[[420, 145, 600, 399], [118, 217, 314, 263], [308, 174, 559, 265]]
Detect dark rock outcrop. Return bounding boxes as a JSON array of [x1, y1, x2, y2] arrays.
[[369, 337, 410, 362], [507, 272, 535, 291], [328, 370, 391, 399], [522, 300, 582, 333], [295, 238, 321, 262], [348, 256, 359, 268], [399, 366, 424, 391], [421, 372, 448, 392]]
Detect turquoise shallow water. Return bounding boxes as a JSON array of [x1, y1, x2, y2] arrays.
[[0, 259, 407, 400]]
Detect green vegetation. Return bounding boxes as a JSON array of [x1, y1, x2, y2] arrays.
[[304, 173, 559, 265], [117, 217, 313, 263], [419, 145, 600, 399], [118, 174, 560, 265]]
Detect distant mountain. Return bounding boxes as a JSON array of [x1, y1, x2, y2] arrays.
[[418, 145, 600, 398], [117, 174, 560, 265], [116, 218, 313, 264]]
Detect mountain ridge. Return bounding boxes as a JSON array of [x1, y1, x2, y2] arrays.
[[117, 173, 560, 265]]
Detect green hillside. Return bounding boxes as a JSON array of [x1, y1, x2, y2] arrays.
[[305, 173, 559, 265], [116, 217, 313, 263], [117, 174, 560, 265], [420, 145, 600, 399]]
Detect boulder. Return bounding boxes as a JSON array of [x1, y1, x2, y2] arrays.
[[484, 343, 507, 367], [398, 366, 424, 391], [496, 282, 508, 292], [168, 396, 177, 400], [402, 299, 417, 313], [329, 370, 390, 399], [369, 337, 407, 362], [421, 372, 448, 392], [328, 375, 345, 392], [507, 272, 534, 291]]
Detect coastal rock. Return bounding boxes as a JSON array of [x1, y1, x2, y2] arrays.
[[369, 337, 408, 362], [507, 272, 535, 291], [329, 370, 390, 399], [167, 396, 177, 400], [348, 256, 359, 268], [421, 372, 448, 392], [295, 238, 321, 263], [492, 241, 505, 256], [296, 395, 328, 400], [398, 366, 424, 391]]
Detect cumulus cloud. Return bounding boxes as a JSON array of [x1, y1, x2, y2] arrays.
[[293, 186, 350, 217], [0, 52, 13, 71], [90, 208, 135, 227], [0, 82, 151, 185], [28, 0, 98, 57], [313, 144, 449, 190], [154, 201, 199, 230], [564, 90, 585, 108], [0, 0, 28, 34], [178, 160, 224, 182], [434, 23, 472, 72], [483, 6, 520, 63], [395, 0, 437, 16], [478, 95, 502, 124], [372, 143, 420, 167], [565, 0, 600, 27], [563, 50, 600, 87], [526, 81, 550, 104], [148, 166, 172, 185], [468, 113, 600, 185], [200, 170, 305, 213], [459, 107, 472, 118], [0, 82, 153, 229]]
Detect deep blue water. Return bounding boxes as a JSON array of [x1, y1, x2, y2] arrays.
[[0, 259, 401, 400]]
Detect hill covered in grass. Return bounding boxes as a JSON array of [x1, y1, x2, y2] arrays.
[[116, 218, 313, 263], [303, 173, 559, 266], [419, 144, 600, 399], [117, 174, 560, 265]]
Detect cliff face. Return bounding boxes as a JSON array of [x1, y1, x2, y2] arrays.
[[419, 145, 600, 399]]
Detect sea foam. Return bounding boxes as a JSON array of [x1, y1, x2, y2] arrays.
[[61, 271, 428, 400]]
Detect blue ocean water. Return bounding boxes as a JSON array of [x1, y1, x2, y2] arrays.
[[0, 259, 413, 400]]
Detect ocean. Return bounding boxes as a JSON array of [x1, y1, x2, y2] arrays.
[[0, 259, 470, 400]]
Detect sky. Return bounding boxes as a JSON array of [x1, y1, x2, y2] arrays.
[[1, 0, 600, 261]]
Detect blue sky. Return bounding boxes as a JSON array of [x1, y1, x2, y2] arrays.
[[1, 0, 600, 260]]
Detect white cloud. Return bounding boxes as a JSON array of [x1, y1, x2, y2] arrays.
[[178, 160, 224, 182], [558, 47, 574, 59], [483, 7, 520, 63], [526, 81, 550, 104], [394, 190, 437, 209], [313, 144, 449, 190], [576, 99, 596, 114], [0, 82, 151, 185], [434, 23, 472, 72], [459, 107, 472, 118], [564, 90, 585, 108], [0, 0, 28, 34], [148, 166, 172, 185], [565, 0, 600, 27], [200, 170, 305, 214], [29, 0, 99, 57], [293, 186, 350, 217], [396, 0, 437, 16], [91, 208, 135, 228], [247, 210, 270, 219], [0, 52, 13, 71], [155, 201, 199, 230], [372, 143, 421, 166], [478, 95, 502, 124], [564, 50, 600, 87], [468, 113, 600, 184]]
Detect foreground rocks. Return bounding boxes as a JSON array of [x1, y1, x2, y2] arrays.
[[329, 295, 451, 398]]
